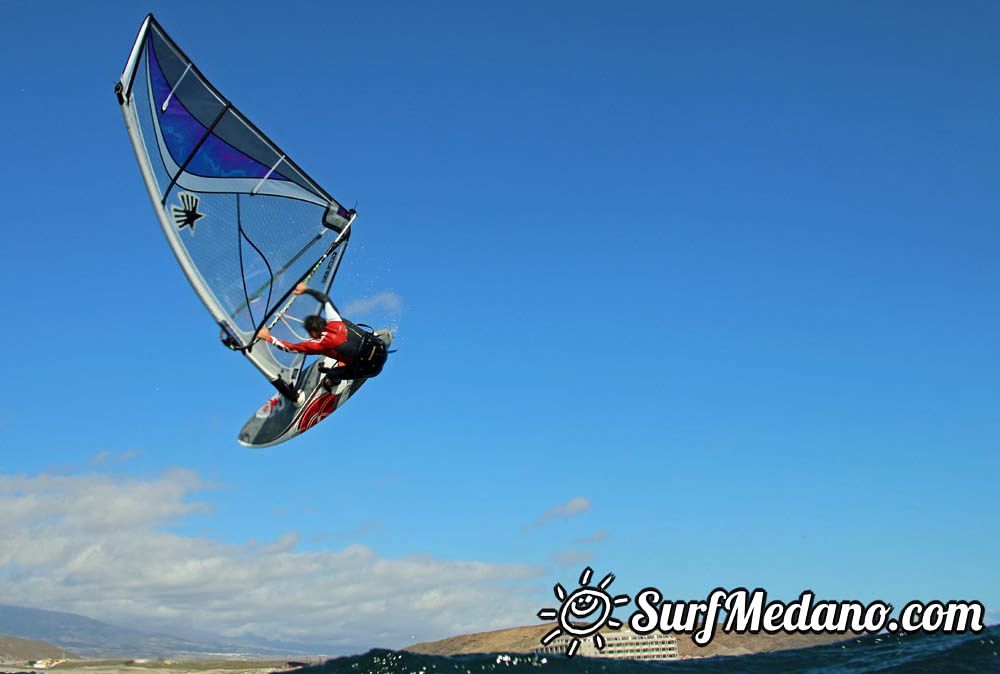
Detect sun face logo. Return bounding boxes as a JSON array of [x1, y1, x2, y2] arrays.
[[536, 567, 630, 658], [172, 192, 205, 232]]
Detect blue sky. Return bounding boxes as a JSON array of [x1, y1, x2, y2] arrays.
[[0, 0, 997, 653]]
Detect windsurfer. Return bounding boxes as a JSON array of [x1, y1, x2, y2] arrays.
[[256, 283, 387, 388]]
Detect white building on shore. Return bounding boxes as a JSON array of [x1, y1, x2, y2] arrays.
[[532, 627, 679, 661]]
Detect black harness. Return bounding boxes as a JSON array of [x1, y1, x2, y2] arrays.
[[352, 326, 388, 377], [327, 321, 387, 379]]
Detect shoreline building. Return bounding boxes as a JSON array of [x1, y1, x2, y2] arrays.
[[532, 627, 679, 661]]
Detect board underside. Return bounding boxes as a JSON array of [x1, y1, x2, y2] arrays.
[[237, 330, 391, 447]]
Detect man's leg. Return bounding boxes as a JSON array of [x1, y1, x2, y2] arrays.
[[321, 362, 362, 390]]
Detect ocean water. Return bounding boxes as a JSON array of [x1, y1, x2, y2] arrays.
[[302, 625, 999, 674]]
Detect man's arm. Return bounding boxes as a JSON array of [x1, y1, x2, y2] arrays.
[[270, 336, 329, 354], [298, 285, 342, 321], [255, 327, 327, 354]]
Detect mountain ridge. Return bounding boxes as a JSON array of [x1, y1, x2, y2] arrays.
[[0, 604, 331, 659], [0, 633, 71, 662]]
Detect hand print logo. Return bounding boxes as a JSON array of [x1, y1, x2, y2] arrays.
[[536, 567, 630, 658], [172, 192, 204, 232]]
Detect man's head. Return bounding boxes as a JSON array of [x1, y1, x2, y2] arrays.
[[304, 315, 326, 339]]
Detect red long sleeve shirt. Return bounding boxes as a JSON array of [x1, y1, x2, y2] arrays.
[[268, 321, 351, 361]]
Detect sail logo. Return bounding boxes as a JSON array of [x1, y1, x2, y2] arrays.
[[172, 192, 205, 232], [536, 567, 630, 658]]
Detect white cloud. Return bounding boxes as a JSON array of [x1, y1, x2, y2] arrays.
[[343, 292, 403, 316], [0, 470, 543, 652], [91, 449, 142, 466], [551, 549, 592, 568], [575, 529, 609, 545], [525, 496, 591, 529]]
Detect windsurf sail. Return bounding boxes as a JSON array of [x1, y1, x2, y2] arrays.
[[116, 14, 354, 399]]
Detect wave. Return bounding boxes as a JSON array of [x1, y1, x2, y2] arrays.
[[298, 625, 999, 674]]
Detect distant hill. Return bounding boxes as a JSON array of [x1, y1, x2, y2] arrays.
[[407, 624, 550, 656], [0, 605, 328, 659], [403, 623, 552, 655], [405, 623, 858, 659], [0, 633, 71, 662]]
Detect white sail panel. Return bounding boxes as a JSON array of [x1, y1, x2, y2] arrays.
[[117, 15, 354, 396]]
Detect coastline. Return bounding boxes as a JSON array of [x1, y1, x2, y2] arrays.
[[0, 659, 308, 674]]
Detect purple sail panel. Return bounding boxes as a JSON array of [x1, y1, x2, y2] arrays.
[[147, 38, 203, 166], [147, 38, 290, 182], [188, 133, 283, 179]]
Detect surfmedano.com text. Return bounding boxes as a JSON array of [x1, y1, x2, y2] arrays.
[[628, 588, 986, 646]]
